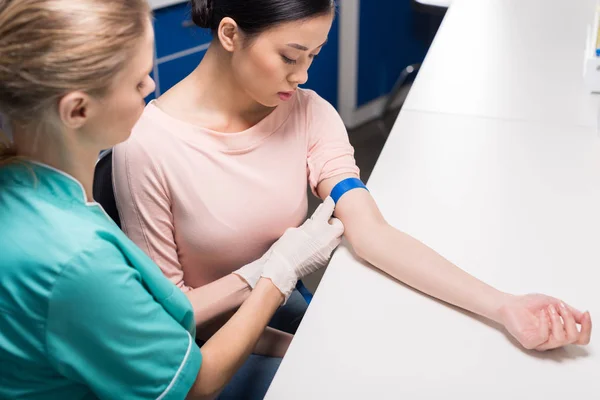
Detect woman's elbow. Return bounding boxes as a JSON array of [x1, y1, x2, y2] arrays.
[[345, 221, 389, 261]]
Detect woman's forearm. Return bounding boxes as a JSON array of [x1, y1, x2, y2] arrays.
[[185, 274, 252, 328], [351, 223, 511, 323]]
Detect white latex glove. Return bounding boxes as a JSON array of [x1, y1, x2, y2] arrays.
[[261, 196, 344, 302], [233, 250, 270, 289], [233, 197, 344, 294]]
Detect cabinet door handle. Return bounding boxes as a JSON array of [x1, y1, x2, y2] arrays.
[[182, 19, 195, 28]]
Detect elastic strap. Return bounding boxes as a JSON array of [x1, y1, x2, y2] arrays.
[[330, 177, 368, 204]]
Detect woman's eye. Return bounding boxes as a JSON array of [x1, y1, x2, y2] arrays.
[[281, 55, 297, 65]]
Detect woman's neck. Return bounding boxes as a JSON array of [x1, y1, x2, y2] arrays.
[[13, 126, 98, 201], [158, 44, 275, 131]]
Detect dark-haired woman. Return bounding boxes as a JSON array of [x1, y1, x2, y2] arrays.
[[113, 0, 592, 396]]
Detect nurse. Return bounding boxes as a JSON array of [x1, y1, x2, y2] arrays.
[[0, 0, 342, 398]]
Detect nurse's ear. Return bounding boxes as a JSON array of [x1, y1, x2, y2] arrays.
[[58, 91, 96, 130]]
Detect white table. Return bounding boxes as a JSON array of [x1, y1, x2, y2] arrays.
[[404, 0, 600, 129], [266, 0, 600, 398], [266, 111, 600, 399]]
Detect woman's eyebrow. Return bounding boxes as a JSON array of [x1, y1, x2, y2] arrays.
[[286, 40, 328, 51]]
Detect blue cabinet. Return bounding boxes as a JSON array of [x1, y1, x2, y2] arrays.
[[357, 0, 428, 107], [154, 3, 212, 59], [150, 2, 212, 100], [157, 50, 207, 94]]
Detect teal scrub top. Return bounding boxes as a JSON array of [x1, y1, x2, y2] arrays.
[[0, 161, 202, 399]]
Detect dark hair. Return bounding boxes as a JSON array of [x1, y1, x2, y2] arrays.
[[191, 0, 334, 36]]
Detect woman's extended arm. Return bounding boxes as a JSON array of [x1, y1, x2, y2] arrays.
[[317, 174, 592, 351]]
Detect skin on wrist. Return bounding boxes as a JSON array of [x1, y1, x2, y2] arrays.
[[483, 290, 514, 324], [254, 278, 285, 307]]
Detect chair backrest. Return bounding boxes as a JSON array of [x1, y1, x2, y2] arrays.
[[413, 0, 451, 8], [413, 0, 451, 17], [93, 149, 121, 228]]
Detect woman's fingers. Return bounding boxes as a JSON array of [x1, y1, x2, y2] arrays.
[[562, 303, 586, 323], [531, 309, 551, 350], [557, 302, 578, 344], [548, 305, 566, 343], [554, 300, 592, 345], [536, 307, 563, 351], [576, 312, 592, 345], [536, 307, 592, 351]]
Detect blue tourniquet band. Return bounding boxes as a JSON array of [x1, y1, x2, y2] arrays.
[[330, 177, 368, 204]]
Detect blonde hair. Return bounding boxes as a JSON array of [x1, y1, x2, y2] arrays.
[[0, 0, 151, 166]]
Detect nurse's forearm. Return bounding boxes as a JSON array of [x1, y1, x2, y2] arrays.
[[187, 278, 283, 399], [253, 326, 293, 358], [189, 274, 291, 358], [197, 314, 293, 358], [185, 274, 251, 327]]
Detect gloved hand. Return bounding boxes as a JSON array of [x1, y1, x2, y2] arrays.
[[233, 197, 344, 298], [233, 249, 271, 289], [261, 196, 344, 302]]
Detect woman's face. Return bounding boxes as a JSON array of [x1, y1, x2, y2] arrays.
[[85, 21, 155, 149], [229, 12, 334, 108]]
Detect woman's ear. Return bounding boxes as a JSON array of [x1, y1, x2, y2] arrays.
[[217, 17, 241, 52], [58, 91, 94, 130]]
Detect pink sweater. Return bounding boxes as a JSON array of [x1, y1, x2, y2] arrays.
[[113, 89, 359, 292]]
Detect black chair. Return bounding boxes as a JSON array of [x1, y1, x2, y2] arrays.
[[377, 0, 450, 135], [93, 149, 121, 228]]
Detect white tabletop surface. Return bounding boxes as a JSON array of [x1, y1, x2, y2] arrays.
[[265, 0, 600, 398], [403, 0, 600, 129], [265, 110, 600, 399]]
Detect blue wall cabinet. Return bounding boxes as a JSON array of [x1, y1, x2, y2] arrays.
[[157, 50, 207, 95], [154, 3, 212, 59], [150, 2, 212, 100], [357, 0, 428, 107]]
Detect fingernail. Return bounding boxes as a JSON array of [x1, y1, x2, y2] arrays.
[[549, 305, 558, 315], [559, 302, 568, 311]]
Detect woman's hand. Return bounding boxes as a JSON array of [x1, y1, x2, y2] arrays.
[[499, 294, 592, 351]]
